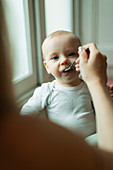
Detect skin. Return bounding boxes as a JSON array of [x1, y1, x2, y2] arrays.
[[109, 85, 113, 99], [42, 33, 82, 87]]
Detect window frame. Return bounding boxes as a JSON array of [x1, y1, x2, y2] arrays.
[[13, 0, 38, 103]]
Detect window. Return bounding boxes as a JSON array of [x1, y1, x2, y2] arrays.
[[3, 0, 38, 102], [44, 0, 73, 36], [5, 0, 32, 82]]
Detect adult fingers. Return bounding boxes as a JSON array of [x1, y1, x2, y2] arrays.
[[78, 47, 88, 64], [82, 43, 98, 53]]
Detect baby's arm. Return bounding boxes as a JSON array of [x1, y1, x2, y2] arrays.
[[20, 86, 46, 117]]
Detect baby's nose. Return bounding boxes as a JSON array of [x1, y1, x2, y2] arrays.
[[60, 57, 69, 65]]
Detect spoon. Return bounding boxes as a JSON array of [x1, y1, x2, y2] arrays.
[[64, 58, 78, 72]]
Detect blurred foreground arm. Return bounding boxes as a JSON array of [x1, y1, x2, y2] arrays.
[[77, 43, 113, 151]]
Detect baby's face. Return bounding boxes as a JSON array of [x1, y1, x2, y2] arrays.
[[43, 34, 81, 86]]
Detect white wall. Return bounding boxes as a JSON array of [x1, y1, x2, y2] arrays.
[[74, 0, 113, 78]]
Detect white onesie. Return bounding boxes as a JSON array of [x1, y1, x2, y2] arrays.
[[21, 81, 96, 138]]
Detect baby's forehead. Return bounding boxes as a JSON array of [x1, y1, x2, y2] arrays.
[[42, 33, 80, 50], [49, 33, 78, 41]]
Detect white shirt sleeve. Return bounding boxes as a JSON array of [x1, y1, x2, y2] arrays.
[[20, 82, 52, 116]]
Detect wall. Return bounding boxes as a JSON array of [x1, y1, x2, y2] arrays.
[[74, 0, 113, 83]]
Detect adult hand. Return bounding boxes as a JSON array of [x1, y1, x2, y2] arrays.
[[75, 43, 107, 85]]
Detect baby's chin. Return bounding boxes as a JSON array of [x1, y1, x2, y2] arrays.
[[55, 76, 82, 87], [62, 70, 79, 78]]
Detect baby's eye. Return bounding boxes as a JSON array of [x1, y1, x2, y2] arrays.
[[68, 52, 76, 57], [52, 56, 59, 60]]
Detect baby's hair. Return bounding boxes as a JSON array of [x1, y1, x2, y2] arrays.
[[44, 30, 80, 42], [42, 30, 81, 59], [48, 30, 75, 38]]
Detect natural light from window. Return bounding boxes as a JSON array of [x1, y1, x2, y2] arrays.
[[3, 0, 32, 82], [44, 0, 73, 36]]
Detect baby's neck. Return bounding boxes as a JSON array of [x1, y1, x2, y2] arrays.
[[55, 79, 82, 87]]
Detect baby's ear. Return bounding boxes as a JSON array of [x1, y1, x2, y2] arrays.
[[43, 61, 51, 74]]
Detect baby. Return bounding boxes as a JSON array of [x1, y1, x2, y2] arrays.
[[21, 30, 96, 138]]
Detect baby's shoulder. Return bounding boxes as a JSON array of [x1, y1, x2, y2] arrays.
[[82, 81, 89, 90], [34, 81, 54, 95], [81, 81, 92, 98]]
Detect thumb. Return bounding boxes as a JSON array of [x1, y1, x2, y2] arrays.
[[78, 47, 88, 64]]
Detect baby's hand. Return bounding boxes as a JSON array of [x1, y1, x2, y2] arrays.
[[109, 84, 113, 99], [107, 84, 113, 99]]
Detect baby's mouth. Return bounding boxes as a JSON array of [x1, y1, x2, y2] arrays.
[[64, 59, 77, 72], [62, 67, 71, 73]]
